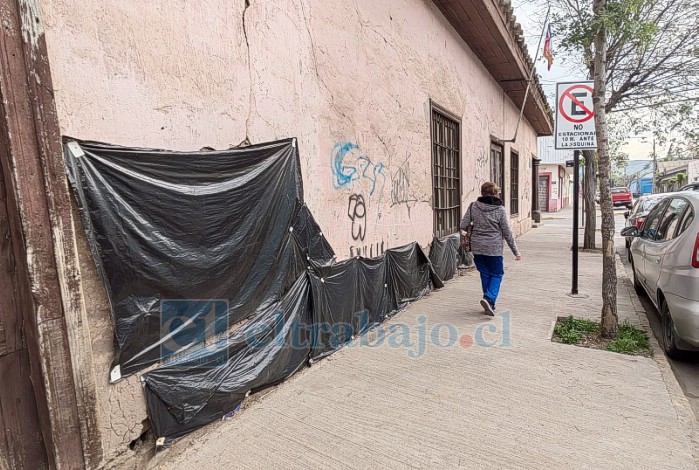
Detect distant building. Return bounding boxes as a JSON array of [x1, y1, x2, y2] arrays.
[[536, 137, 574, 212], [657, 161, 699, 192]]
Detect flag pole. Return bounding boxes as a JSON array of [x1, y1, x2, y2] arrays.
[[504, 5, 551, 143]]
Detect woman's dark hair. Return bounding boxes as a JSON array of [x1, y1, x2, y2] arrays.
[[481, 182, 501, 197]]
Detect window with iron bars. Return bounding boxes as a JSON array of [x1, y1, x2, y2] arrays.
[[431, 106, 461, 238], [491, 142, 505, 202], [510, 150, 519, 215]]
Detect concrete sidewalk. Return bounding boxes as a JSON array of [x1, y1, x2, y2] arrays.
[[151, 219, 699, 469]]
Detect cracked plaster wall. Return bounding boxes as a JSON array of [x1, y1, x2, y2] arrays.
[[40, 0, 538, 466]]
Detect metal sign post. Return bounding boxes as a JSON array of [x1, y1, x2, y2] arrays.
[[555, 81, 597, 296], [572, 150, 580, 295]]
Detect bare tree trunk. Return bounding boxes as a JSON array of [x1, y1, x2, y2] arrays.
[[593, 0, 618, 337], [583, 150, 597, 249]]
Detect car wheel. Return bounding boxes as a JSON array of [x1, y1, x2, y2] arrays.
[[630, 256, 644, 296], [661, 301, 683, 359]]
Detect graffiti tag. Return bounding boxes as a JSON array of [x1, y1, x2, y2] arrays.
[[350, 241, 385, 258], [523, 179, 531, 201], [347, 194, 366, 241], [466, 151, 490, 195], [332, 141, 386, 197], [390, 155, 419, 217]]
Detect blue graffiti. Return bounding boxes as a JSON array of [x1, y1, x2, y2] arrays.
[[357, 156, 386, 196], [332, 142, 360, 188], [332, 142, 386, 197]]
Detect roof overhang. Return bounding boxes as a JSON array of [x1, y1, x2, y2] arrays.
[[658, 165, 689, 183], [433, 0, 554, 136]]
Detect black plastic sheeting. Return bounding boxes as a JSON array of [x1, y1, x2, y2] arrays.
[[65, 138, 316, 377], [144, 241, 442, 442], [309, 243, 441, 361], [64, 137, 462, 444], [144, 274, 313, 441], [429, 233, 474, 282]]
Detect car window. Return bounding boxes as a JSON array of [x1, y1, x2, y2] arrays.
[[677, 207, 695, 237], [640, 199, 670, 240], [612, 188, 627, 193], [656, 198, 689, 242], [630, 199, 641, 216], [641, 198, 662, 213], [636, 199, 650, 213]]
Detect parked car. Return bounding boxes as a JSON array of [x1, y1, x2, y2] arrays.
[[680, 182, 699, 192], [621, 192, 699, 358], [611, 187, 633, 209], [623, 194, 669, 250]]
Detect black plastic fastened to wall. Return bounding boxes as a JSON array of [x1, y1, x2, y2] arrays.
[[65, 137, 463, 444]]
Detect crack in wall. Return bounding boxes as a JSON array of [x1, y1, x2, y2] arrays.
[[298, 0, 352, 128], [242, 0, 253, 142], [299, 0, 329, 95]]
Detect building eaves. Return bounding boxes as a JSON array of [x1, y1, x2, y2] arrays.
[[657, 160, 689, 174], [433, 0, 554, 136]]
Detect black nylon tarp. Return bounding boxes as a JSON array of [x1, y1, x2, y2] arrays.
[[308, 243, 440, 360], [65, 138, 312, 377], [65, 136, 455, 443], [429, 233, 475, 282], [385, 243, 443, 310], [309, 256, 386, 360], [144, 273, 313, 441], [429, 234, 460, 282]]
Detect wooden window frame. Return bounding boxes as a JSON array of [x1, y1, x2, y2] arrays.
[[430, 101, 462, 238], [510, 150, 519, 215], [490, 141, 505, 202]]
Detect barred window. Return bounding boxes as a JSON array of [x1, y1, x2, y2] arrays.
[[431, 105, 461, 238], [510, 150, 519, 215], [491, 142, 505, 202]]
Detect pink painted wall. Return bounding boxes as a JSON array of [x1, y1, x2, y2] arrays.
[[540, 164, 573, 212], [39, 0, 542, 465], [42, 0, 538, 254]]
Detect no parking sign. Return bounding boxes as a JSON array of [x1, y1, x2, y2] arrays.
[[555, 82, 598, 150]]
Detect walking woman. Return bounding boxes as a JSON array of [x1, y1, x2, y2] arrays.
[[460, 182, 522, 315]]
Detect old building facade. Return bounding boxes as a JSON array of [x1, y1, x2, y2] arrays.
[[0, 0, 551, 468]]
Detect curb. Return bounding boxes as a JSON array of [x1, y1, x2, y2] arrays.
[[615, 253, 699, 466], [548, 319, 557, 341]]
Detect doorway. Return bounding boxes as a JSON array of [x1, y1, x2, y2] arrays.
[[538, 175, 550, 212]]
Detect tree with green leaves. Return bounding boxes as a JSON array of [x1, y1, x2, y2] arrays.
[[515, 0, 699, 335]]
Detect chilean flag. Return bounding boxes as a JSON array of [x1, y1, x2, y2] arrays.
[[544, 24, 553, 71]]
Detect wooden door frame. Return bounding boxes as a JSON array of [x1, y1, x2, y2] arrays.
[[0, 154, 48, 468], [532, 156, 541, 222], [0, 1, 101, 468], [538, 174, 551, 212]]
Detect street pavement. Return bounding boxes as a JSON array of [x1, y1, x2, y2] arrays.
[[150, 208, 699, 470]]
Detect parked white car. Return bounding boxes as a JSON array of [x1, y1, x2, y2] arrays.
[[621, 192, 699, 358]]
